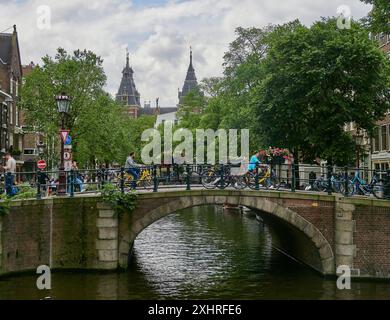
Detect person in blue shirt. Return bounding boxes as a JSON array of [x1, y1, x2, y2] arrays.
[[248, 151, 262, 173]]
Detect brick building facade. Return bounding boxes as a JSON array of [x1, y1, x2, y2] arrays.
[[0, 25, 24, 173], [370, 33, 390, 174]]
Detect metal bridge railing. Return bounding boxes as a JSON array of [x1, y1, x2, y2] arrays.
[[2, 162, 390, 200]]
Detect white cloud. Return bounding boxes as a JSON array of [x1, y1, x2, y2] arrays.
[[0, 0, 371, 107]]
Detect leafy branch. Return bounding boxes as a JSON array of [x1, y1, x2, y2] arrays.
[[100, 184, 138, 218]]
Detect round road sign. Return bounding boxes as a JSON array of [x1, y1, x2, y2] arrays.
[[37, 160, 46, 170]]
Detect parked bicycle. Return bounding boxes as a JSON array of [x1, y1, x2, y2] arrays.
[[201, 164, 247, 190], [343, 170, 384, 199]]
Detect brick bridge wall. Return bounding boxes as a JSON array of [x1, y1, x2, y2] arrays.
[[0, 191, 389, 279]]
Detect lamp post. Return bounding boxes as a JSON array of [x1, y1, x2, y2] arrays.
[[56, 94, 71, 196], [36, 141, 46, 157], [353, 130, 364, 170]]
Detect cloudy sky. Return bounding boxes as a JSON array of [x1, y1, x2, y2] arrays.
[[1, 0, 371, 108]]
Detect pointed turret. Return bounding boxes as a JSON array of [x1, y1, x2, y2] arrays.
[[116, 50, 141, 117], [178, 47, 200, 105]]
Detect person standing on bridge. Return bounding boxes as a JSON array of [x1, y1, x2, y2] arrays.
[[125, 152, 141, 189], [1, 152, 17, 197]]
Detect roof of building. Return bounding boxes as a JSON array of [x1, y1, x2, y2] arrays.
[[0, 33, 12, 65], [179, 48, 200, 104], [139, 105, 177, 116], [116, 52, 141, 107]]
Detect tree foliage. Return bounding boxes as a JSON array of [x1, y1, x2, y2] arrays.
[[178, 18, 390, 165], [20, 48, 154, 168], [254, 18, 390, 165], [361, 0, 390, 34]]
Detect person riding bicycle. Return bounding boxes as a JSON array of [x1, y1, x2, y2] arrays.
[[125, 152, 141, 189], [248, 151, 262, 174]]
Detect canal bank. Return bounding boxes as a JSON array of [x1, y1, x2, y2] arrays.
[[1, 206, 390, 299]]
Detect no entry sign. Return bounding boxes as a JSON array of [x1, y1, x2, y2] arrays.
[[37, 159, 47, 170]]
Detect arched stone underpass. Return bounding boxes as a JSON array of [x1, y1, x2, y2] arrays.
[[118, 192, 335, 276], [2, 190, 389, 279]]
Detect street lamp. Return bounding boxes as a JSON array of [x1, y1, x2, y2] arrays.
[[353, 130, 364, 170], [56, 93, 71, 196]]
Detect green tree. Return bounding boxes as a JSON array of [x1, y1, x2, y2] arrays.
[[128, 115, 157, 162], [20, 48, 141, 168], [75, 92, 133, 167], [254, 18, 390, 165], [361, 0, 390, 34]]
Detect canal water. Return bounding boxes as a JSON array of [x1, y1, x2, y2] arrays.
[[0, 205, 389, 300]]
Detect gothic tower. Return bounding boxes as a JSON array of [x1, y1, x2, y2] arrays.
[[178, 48, 200, 106], [116, 51, 141, 118]]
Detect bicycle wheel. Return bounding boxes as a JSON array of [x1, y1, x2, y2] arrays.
[[372, 180, 385, 199], [201, 170, 218, 190], [247, 172, 258, 190], [231, 176, 247, 190], [339, 180, 355, 196], [268, 175, 281, 190], [141, 174, 153, 190]]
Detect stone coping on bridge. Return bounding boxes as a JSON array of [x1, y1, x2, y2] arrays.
[[1, 188, 390, 279], [4, 189, 390, 208]]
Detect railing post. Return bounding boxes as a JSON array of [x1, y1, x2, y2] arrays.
[[167, 164, 171, 184], [100, 168, 105, 187], [383, 169, 390, 200], [186, 164, 191, 191], [120, 167, 125, 194], [344, 166, 349, 197], [70, 169, 75, 198], [291, 164, 296, 192], [220, 164, 225, 190], [327, 165, 332, 195], [153, 165, 158, 193], [36, 171, 42, 200], [255, 166, 260, 191]]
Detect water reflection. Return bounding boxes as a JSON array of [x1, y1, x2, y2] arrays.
[[0, 205, 390, 300]]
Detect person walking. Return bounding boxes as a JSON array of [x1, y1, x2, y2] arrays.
[[2, 152, 17, 197], [68, 161, 85, 193], [37, 169, 50, 197]]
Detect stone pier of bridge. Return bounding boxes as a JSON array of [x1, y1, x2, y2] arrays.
[[0, 190, 389, 279]]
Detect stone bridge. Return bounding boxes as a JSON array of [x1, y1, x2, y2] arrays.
[[0, 190, 389, 279]]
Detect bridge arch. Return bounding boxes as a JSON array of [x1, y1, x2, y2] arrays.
[[118, 193, 335, 275]]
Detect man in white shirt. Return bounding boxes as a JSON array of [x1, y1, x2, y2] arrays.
[[2, 152, 16, 196]]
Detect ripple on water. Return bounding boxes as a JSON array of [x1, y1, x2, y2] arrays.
[[1, 205, 390, 299]]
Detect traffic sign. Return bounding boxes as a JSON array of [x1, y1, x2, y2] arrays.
[[60, 130, 70, 143], [64, 151, 71, 161], [65, 135, 72, 146], [37, 159, 47, 170]]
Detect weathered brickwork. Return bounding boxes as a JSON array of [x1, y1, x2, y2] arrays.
[[353, 204, 390, 278], [0, 191, 389, 279], [279, 198, 335, 248]]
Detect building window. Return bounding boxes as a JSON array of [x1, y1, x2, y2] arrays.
[[373, 126, 380, 152], [15, 106, 19, 127], [379, 33, 386, 46], [9, 104, 13, 125], [23, 148, 36, 155], [381, 126, 389, 151], [381, 125, 388, 151], [10, 78, 13, 94]]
